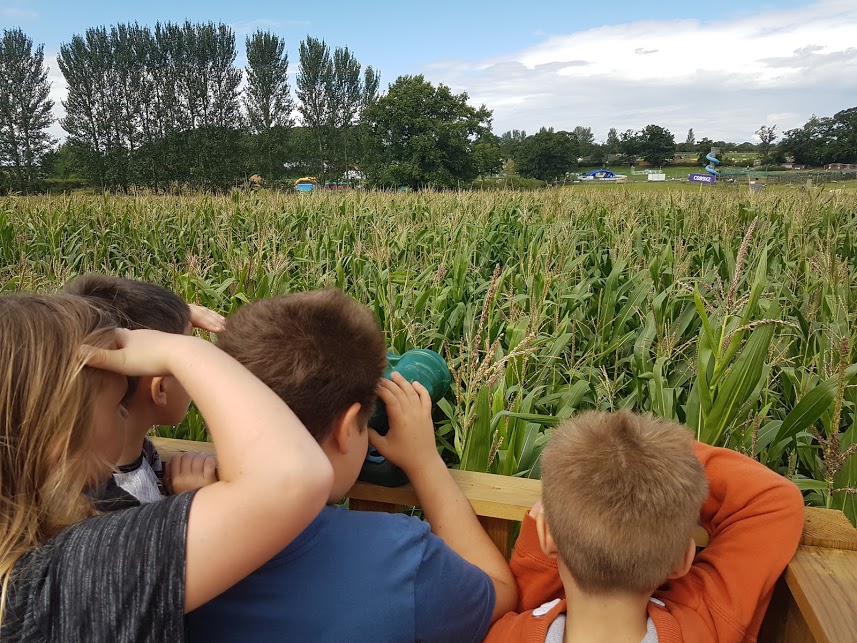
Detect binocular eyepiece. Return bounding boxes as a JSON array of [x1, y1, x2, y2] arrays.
[[359, 349, 451, 487]]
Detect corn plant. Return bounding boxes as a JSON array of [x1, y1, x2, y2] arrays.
[[1, 185, 855, 522]]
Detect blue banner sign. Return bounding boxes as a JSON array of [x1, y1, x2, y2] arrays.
[[689, 173, 716, 184]]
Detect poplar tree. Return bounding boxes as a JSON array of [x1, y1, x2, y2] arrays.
[[0, 28, 55, 193], [296, 36, 332, 177], [244, 30, 293, 181]]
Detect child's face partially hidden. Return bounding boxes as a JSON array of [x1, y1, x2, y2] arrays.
[[157, 322, 195, 424], [90, 370, 131, 480]]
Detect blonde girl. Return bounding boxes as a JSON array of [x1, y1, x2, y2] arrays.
[[0, 294, 333, 641]]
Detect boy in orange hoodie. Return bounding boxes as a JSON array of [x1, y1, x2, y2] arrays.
[[486, 410, 805, 643]]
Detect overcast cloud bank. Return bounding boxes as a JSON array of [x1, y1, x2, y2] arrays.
[[422, 0, 857, 142]]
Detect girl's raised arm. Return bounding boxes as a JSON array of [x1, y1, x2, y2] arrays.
[[87, 328, 333, 611]]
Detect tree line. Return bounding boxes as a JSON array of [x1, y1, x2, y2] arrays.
[[1, 23, 856, 194]]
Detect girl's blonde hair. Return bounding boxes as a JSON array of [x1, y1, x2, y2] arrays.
[[0, 294, 117, 621]]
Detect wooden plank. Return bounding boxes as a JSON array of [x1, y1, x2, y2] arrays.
[[784, 546, 857, 643], [153, 436, 215, 459], [150, 438, 856, 546], [801, 507, 857, 551], [152, 437, 539, 520], [348, 471, 541, 522]]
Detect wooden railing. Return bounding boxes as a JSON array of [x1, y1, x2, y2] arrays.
[[152, 437, 857, 643]]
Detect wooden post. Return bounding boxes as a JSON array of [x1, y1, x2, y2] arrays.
[[349, 499, 404, 514], [479, 515, 514, 560]]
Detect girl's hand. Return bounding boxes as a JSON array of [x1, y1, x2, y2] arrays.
[[82, 328, 186, 376], [188, 304, 226, 334], [165, 452, 218, 494]]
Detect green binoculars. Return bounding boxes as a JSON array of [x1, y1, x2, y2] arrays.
[[359, 349, 451, 487]]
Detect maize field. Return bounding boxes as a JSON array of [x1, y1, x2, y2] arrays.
[[1, 185, 855, 523]]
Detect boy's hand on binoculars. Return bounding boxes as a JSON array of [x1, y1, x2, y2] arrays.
[[369, 372, 438, 475]]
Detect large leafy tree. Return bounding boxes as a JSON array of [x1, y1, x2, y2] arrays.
[[59, 21, 243, 190], [359, 74, 491, 188], [515, 128, 578, 182], [683, 128, 696, 151], [570, 125, 595, 161], [327, 46, 364, 178], [637, 124, 675, 166], [781, 107, 856, 166], [618, 129, 640, 161], [296, 36, 332, 176], [244, 30, 294, 181], [605, 128, 620, 154], [832, 106, 857, 163], [755, 124, 777, 163], [472, 133, 502, 177], [497, 129, 527, 165], [296, 37, 376, 179], [0, 28, 54, 193], [245, 31, 293, 132]]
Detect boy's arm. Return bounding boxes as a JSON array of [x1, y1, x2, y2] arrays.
[[164, 451, 218, 494], [370, 373, 518, 622], [659, 443, 804, 640], [510, 504, 565, 612]]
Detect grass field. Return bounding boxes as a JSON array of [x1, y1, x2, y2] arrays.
[[2, 185, 855, 522]]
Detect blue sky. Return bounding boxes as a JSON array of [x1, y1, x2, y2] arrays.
[[2, 0, 855, 142]]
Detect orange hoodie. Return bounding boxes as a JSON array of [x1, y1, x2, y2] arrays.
[[485, 442, 805, 643]]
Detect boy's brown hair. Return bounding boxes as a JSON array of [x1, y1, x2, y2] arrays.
[[541, 410, 707, 595], [63, 273, 190, 335], [217, 289, 387, 442]]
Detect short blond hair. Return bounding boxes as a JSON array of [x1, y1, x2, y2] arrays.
[[541, 410, 707, 595]]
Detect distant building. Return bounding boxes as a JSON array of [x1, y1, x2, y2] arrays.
[[824, 163, 857, 171]]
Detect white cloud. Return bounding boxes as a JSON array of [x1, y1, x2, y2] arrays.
[[421, 0, 857, 142]]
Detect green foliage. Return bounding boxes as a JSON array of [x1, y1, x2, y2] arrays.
[[245, 31, 294, 133], [243, 31, 294, 182], [3, 185, 856, 523], [0, 28, 54, 193], [472, 134, 502, 177], [605, 128, 620, 154], [359, 75, 491, 188], [515, 129, 578, 182], [296, 36, 376, 180], [756, 125, 778, 163], [57, 21, 243, 190], [781, 106, 857, 166], [637, 124, 676, 166]]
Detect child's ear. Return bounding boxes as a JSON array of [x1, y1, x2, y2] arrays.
[[330, 402, 363, 454], [666, 539, 697, 580], [149, 376, 168, 407], [536, 511, 559, 559]]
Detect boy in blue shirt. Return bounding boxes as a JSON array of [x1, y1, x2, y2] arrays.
[[186, 289, 516, 642]]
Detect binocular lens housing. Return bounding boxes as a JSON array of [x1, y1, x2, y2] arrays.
[[368, 349, 451, 435], [360, 349, 451, 487]]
